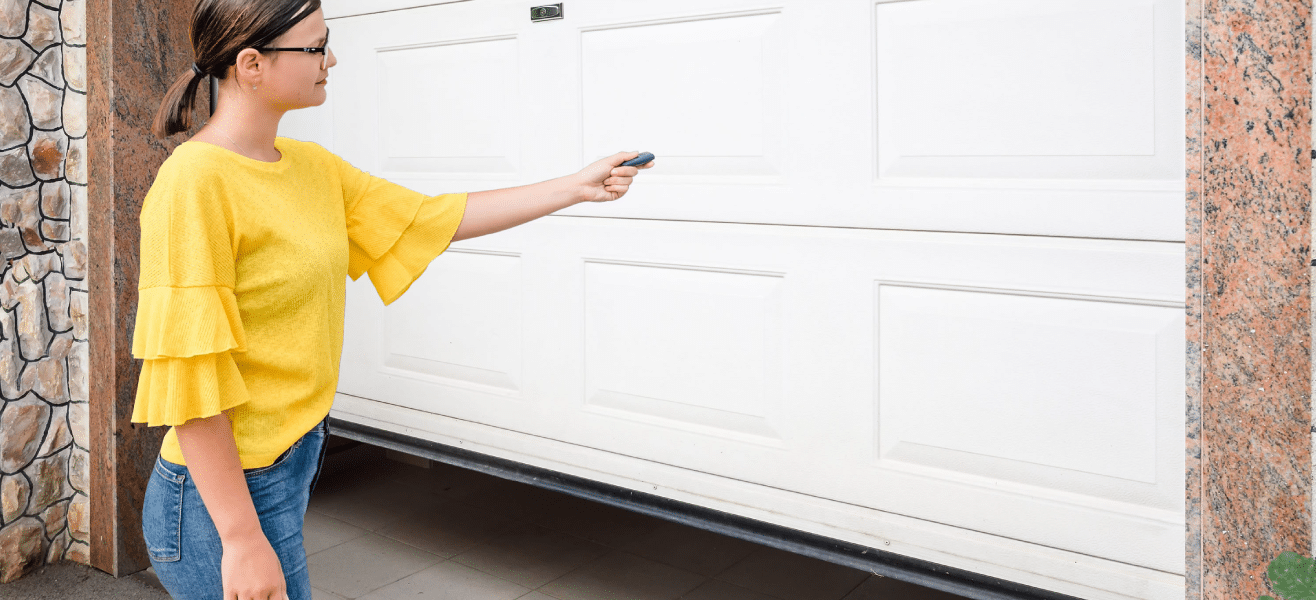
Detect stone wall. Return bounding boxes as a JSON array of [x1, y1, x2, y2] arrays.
[[0, 0, 89, 582]]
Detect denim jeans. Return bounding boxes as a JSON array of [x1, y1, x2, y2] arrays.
[[143, 419, 329, 600]]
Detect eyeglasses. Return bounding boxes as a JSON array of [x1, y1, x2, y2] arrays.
[[256, 28, 330, 70]]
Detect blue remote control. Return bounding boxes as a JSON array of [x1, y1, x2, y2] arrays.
[[621, 152, 655, 167]]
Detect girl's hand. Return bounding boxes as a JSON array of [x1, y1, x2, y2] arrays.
[[577, 151, 655, 203], [222, 532, 288, 600]]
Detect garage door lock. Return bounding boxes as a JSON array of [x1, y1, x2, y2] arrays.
[[531, 4, 564, 22]]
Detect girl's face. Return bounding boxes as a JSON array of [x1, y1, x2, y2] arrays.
[[259, 8, 337, 111]]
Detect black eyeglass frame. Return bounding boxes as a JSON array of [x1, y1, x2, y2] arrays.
[[255, 29, 330, 69]]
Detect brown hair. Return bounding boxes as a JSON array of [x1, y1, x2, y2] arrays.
[[152, 0, 323, 138]]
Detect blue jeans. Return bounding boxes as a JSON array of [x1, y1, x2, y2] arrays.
[[143, 419, 329, 600]]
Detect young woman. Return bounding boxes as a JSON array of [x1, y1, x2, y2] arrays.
[[132, 1, 652, 599]]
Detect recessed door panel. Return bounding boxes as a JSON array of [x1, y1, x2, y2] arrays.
[[584, 260, 784, 441]]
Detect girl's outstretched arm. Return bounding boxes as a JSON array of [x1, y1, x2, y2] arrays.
[[452, 151, 655, 242]]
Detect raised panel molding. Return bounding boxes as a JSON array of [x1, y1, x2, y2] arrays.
[[875, 0, 1176, 182], [583, 260, 785, 442], [382, 249, 523, 395], [580, 11, 785, 181], [879, 2, 1155, 159], [376, 35, 520, 175], [875, 281, 1183, 505]]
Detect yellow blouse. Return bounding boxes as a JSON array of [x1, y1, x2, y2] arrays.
[[130, 137, 467, 468]]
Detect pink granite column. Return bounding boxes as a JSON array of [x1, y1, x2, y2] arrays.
[[1185, 0, 1204, 595], [86, 0, 202, 576], [1193, 0, 1313, 598]]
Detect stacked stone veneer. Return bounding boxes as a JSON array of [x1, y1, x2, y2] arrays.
[[0, 0, 88, 582]]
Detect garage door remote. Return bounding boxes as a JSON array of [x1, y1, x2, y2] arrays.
[[620, 152, 655, 167]]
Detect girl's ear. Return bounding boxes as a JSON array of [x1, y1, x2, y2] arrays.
[[233, 48, 265, 88]]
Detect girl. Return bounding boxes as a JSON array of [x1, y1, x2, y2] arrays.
[[132, 1, 652, 599]]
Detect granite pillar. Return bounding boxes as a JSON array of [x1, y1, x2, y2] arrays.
[[1185, 0, 1205, 594], [1193, 0, 1314, 598], [87, 0, 203, 576]]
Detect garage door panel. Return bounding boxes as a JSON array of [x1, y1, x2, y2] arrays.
[[325, 1, 534, 184], [877, 0, 1157, 163], [583, 260, 785, 443], [876, 285, 1171, 484], [378, 36, 520, 174], [507, 220, 1186, 572], [581, 11, 785, 179], [382, 249, 524, 396], [321, 0, 1184, 240], [337, 226, 540, 425], [867, 0, 1184, 241], [874, 284, 1184, 517]]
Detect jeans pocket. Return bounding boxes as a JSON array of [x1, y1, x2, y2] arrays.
[[243, 437, 303, 479], [142, 459, 186, 562]]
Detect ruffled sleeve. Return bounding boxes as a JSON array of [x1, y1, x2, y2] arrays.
[[132, 285, 246, 359], [132, 354, 250, 427], [333, 151, 467, 305], [130, 157, 250, 427]]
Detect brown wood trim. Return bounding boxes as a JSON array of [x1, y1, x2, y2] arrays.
[[86, 0, 203, 576]]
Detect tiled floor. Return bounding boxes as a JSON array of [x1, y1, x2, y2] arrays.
[[305, 440, 965, 600]]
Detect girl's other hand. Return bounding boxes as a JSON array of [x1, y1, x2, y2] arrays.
[[222, 532, 288, 600], [577, 151, 655, 203]]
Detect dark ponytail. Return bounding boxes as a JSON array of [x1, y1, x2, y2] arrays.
[[153, 66, 210, 138], [152, 0, 322, 138]]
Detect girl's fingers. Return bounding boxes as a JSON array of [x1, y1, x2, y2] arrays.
[[604, 177, 633, 186], [610, 166, 640, 177]]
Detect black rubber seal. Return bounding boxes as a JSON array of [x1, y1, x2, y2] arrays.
[[326, 416, 1085, 600]]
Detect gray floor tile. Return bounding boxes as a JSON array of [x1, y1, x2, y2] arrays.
[[315, 445, 420, 494], [376, 499, 520, 558], [715, 546, 869, 600], [448, 475, 570, 523], [535, 495, 665, 548], [312, 587, 349, 600], [306, 532, 444, 599], [310, 475, 443, 532], [452, 522, 609, 589], [358, 561, 531, 600], [679, 579, 778, 600], [395, 460, 506, 497], [304, 510, 369, 556], [538, 550, 706, 600], [841, 575, 968, 600], [619, 521, 760, 577]]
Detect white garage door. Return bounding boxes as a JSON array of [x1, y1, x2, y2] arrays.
[[282, 1, 1186, 598]]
